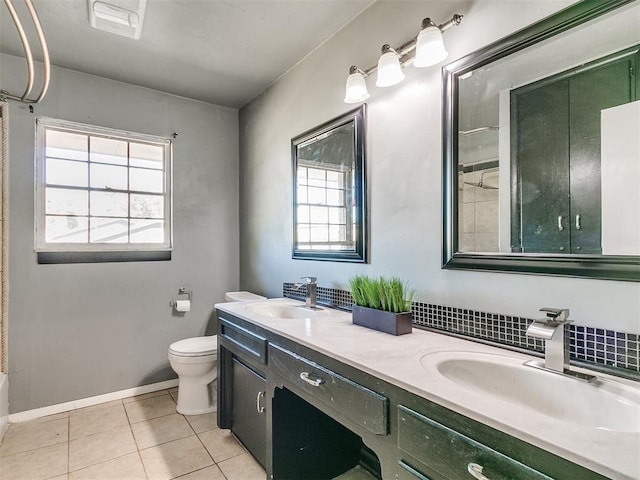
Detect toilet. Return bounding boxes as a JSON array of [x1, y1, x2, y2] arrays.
[[168, 291, 266, 415]]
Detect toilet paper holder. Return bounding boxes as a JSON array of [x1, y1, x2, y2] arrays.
[[170, 287, 192, 308]]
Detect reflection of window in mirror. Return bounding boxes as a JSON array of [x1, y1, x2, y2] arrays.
[[292, 106, 366, 262], [296, 163, 353, 251]]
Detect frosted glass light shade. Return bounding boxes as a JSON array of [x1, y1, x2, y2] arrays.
[[414, 26, 448, 67], [376, 51, 405, 87], [344, 72, 370, 103]]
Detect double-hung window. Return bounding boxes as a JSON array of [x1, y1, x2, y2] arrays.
[[295, 163, 354, 251], [35, 118, 172, 259]]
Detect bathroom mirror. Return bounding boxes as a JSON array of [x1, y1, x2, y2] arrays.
[[292, 105, 367, 262], [443, 0, 640, 281]]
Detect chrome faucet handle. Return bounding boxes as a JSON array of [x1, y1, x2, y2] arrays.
[[300, 276, 317, 284], [539, 307, 570, 324]]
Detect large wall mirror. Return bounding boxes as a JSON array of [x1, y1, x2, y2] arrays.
[[292, 106, 367, 262], [443, 0, 640, 281]]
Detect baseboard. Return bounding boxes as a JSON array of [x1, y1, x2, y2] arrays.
[[8, 378, 179, 423]]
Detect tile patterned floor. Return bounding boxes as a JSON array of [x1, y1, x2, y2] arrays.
[[0, 388, 265, 480]]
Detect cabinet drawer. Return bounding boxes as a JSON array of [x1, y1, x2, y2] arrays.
[[218, 317, 267, 364], [398, 460, 433, 480], [398, 406, 552, 480], [270, 344, 388, 435]]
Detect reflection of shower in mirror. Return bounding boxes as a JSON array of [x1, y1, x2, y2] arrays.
[[458, 169, 499, 191], [462, 171, 498, 190]]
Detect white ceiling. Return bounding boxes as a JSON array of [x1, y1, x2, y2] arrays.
[[0, 0, 374, 108]]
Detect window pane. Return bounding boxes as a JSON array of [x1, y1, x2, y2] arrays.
[[45, 215, 88, 243], [90, 191, 128, 217], [130, 143, 163, 169], [130, 194, 163, 219], [46, 158, 88, 187], [307, 168, 326, 187], [46, 188, 88, 215], [90, 217, 128, 243], [308, 187, 325, 204], [309, 206, 328, 223], [46, 130, 87, 161], [297, 225, 310, 243], [328, 207, 346, 224], [90, 164, 128, 190], [326, 171, 345, 189], [297, 205, 309, 223], [297, 167, 307, 184], [297, 186, 308, 204], [327, 189, 344, 206], [130, 168, 163, 193], [329, 225, 346, 242], [310, 225, 329, 242], [90, 137, 127, 165], [130, 219, 165, 243]]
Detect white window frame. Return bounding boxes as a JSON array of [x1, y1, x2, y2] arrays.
[[35, 117, 173, 253]]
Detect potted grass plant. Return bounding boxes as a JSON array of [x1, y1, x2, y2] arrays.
[[348, 275, 414, 335]]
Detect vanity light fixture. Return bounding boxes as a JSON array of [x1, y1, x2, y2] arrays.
[[414, 18, 449, 67], [344, 66, 370, 103], [376, 45, 405, 87], [343, 13, 463, 103]]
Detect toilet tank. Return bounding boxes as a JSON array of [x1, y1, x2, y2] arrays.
[[224, 291, 266, 302]]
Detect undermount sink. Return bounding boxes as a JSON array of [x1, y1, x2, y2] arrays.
[[420, 351, 640, 433], [246, 301, 329, 320]]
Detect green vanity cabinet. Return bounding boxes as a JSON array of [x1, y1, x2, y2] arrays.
[[397, 406, 551, 480], [217, 316, 268, 467], [231, 358, 267, 467], [269, 344, 388, 436], [216, 309, 611, 480], [511, 46, 638, 254]]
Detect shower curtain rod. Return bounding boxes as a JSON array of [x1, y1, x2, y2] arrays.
[[0, 0, 51, 104]]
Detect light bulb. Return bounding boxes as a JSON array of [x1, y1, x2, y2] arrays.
[[414, 25, 448, 68], [344, 70, 370, 103], [376, 46, 405, 87]]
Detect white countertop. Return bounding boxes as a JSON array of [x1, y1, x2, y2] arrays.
[[216, 298, 640, 480]]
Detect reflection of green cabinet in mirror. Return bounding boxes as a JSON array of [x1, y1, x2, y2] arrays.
[[443, 0, 640, 280], [511, 46, 638, 254], [292, 106, 367, 262]]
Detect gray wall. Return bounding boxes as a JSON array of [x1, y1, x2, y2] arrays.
[[239, 0, 640, 333], [1, 53, 239, 413]]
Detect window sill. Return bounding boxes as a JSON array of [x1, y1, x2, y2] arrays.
[[37, 250, 171, 264]]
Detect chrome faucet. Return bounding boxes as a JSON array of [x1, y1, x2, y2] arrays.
[[525, 307, 595, 382], [294, 276, 317, 309], [525, 307, 571, 373]]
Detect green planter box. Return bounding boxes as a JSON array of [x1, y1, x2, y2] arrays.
[[352, 305, 413, 336]]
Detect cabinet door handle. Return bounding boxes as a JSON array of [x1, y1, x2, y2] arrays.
[[467, 463, 491, 480], [575, 214, 581, 230], [557, 215, 564, 231], [256, 391, 265, 413], [300, 371, 324, 387]]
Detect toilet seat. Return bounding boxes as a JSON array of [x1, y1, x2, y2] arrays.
[[169, 336, 217, 357]]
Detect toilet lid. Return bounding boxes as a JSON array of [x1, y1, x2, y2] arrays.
[[169, 336, 217, 356]]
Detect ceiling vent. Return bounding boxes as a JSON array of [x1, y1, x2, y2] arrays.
[[87, 0, 147, 39]]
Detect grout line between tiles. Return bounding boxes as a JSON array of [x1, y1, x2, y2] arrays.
[[68, 450, 137, 474], [192, 421, 217, 467]]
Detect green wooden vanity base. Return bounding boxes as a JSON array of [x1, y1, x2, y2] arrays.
[[216, 309, 610, 480]]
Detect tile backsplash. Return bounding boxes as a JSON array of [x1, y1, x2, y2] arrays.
[[283, 283, 639, 376]]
